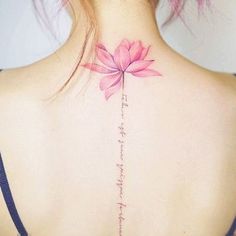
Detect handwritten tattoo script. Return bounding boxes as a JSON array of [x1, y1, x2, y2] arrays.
[[116, 91, 128, 236], [82, 39, 162, 235]]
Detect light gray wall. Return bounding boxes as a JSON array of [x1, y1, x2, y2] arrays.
[[0, 0, 235, 73]]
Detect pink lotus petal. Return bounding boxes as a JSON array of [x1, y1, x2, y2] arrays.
[[96, 43, 106, 50], [130, 41, 135, 47], [129, 41, 143, 62], [99, 72, 123, 91], [82, 63, 117, 74], [126, 60, 154, 73], [114, 45, 131, 71], [104, 77, 123, 100], [131, 69, 162, 77], [139, 46, 150, 60], [96, 44, 117, 69], [120, 39, 131, 49]]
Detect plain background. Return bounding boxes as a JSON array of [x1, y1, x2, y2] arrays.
[[0, 0, 235, 73]]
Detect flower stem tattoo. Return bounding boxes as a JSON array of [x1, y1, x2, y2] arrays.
[[82, 39, 162, 236]]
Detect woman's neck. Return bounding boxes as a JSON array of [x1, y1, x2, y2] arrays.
[[89, 0, 161, 39]]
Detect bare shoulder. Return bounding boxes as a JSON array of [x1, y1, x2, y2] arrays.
[[0, 69, 15, 99], [0, 66, 48, 101], [205, 71, 236, 111], [0, 67, 40, 147], [209, 72, 236, 133], [0, 68, 28, 115], [0, 67, 41, 115], [0, 68, 27, 95], [213, 72, 236, 97]]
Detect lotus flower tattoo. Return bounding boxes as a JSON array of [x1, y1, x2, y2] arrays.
[[82, 39, 162, 100]]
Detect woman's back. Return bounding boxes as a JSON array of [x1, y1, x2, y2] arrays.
[[0, 46, 236, 236], [0, 0, 236, 235]]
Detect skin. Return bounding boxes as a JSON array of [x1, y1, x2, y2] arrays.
[[0, 0, 236, 235]]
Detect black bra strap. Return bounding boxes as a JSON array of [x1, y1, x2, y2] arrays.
[[0, 152, 29, 236], [226, 217, 236, 236]]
